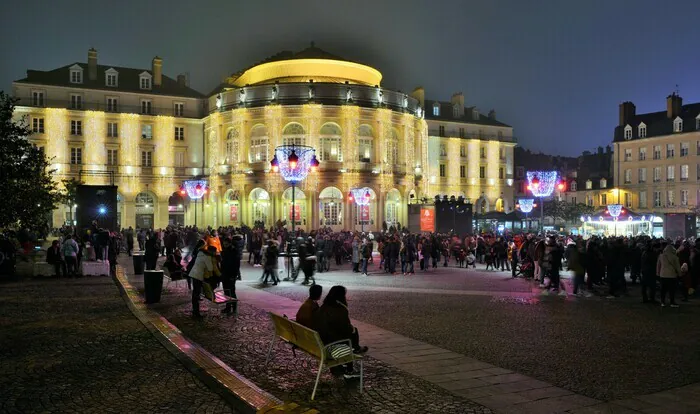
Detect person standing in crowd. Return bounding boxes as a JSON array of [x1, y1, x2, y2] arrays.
[[641, 241, 660, 304], [606, 238, 626, 299], [165, 229, 178, 258], [188, 246, 219, 318], [351, 236, 360, 273], [404, 235, 416, 275], [144, 233, 159, 270], [232, 232, 244, 281], [387, 235, 399, 274], [220, 237, 238, 314], [541, 236, 563, 293], [690, 239, 700, 298], [262, 240, 280, 285], [361, 238, 372, 276], [125, 226, 134, 256], [46, 240, 66, 278], [185, 240, 206, 290], [62, 234, 79, 277], [657, 243, 681, 308], [567, 239, 589, 296], [296, 284, 323, 329], [137, 228, 146, 251]]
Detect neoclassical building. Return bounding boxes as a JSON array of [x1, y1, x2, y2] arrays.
[[13, 45, 516, 231]]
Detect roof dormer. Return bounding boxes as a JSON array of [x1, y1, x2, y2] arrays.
[[623, 124, 632, 140], [432, 102, 440, 116], [673, 116, 683, 133], [105, 68, 118, 87], [139, 71, 152, 90], [638, 122, 647, 138], [472, 108, 479, 121], [69, 64, 83, 84], [695, 113, 700, 129]]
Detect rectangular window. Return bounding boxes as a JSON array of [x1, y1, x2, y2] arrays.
[[624, 149, 632, 161], [70, 120, 82, 136], [107, 149, 118, 166], [460, 145, 466, 158], [624, 192, 631, 208], [654, 191, 661, 208], [107, 122, 118, 138], [639, 191, 647, 208], [667, 190, 674, 207], [460, 165, 466, 178], [667, 165, 675, 181], [174, 102, 184, 117], [624, 169, 631, 184], [358, 138, 371, 162], [638, 168, 646, 183], [439, 144, 447, 157], [141, 100, 152, 115], [459, 127, 465, 138], [480, 147, 486, 159], [681, 164, 689, 181], [175, 152, 185, 168], [141, 151, 152, 167], [106, 73, 117, 87], [499, 148, 505, 160], [32, 91, 45, 106], [586, 180, 592, 190], [681, 190, 689, 206], [653, 145, 661, 160], [639, 147, 646, 161], [438, 125, 445, 137], [516, 166, 524, 179], [174, 126, 185, 141], [32, 117, 44, 133], [106, 97, 118, 112], [70, 70, 82, 84], [680, 142, 689, 157], [141, 77, 151, 90], [601, 194, 607, 205], [653, 167, 661, 182], [70, 94, 83, 110], [70, 147, 82, 164], [666, 143, 675, 158], [587, 196, 594, 206], [479, 166, 485, 178], [499, 167, 504, 179], [141, 124, 152, 139], [439, 164, 446, 177]]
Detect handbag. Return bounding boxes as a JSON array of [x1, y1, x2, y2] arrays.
[[327, 344, 353, 360]]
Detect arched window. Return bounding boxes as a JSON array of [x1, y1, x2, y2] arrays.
[[282, 122, 305, 146], [226, 128, 240, 164], [385, 189, 401, 227], [249, 125, 268, 163], [319, 187, 343, 226], [386, 128, 399, 164], [319, 123, 342, 161], [358, 124, 373, 162], [624, 125, 632, 140], [249, 188, 270, 225]]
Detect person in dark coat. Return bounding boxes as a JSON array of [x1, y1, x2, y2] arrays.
[[404, 236, 416, 275], [386, 236, 399, 274], [231, 233, 244, 281], [46, 240, 66, 277], [144, 235, 159, 270], [125, 227, 134, 256], [640, 241, 660, 303], [220, 237, 238, 314]]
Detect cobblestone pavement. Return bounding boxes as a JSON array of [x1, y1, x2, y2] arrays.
[[242, 263, 700, 402], [0, 276, 235, 414], [125, 267, 491, 414]]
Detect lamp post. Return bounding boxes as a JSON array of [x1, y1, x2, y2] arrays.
[[270, 144, 319, 235], [182, 179, 208, 227], [350, 187, 372, 233], [526, 171, 558, 234]]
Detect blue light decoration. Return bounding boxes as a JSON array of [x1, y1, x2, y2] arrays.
[[184, 179, 208, 200], [98, 206, 107, 215], [271, 145, 319, 183], [526, 171, 558, 197], [351, 187, 372, 206], [607, 204, 623, 218], [518, 198, 535, 213]]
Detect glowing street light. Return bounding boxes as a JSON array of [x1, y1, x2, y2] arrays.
[[270, 144, 319, 233]]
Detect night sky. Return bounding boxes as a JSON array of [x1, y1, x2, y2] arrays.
[[2, 0, 700, 156]]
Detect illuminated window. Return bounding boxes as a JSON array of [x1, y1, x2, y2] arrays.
[[141, 124, 152, 139], [174, 126, 185, 141], [107, 149, 118, 166], [320, 188, 343, 226], [439, 164, 446, 177], [585, 180, 592, 189], [624, 149, 632, 161], [600, 178, 607, 188], [70, 94, 83, 110], [70, 147, 82, 164], [70, 120, 82, 136], [638, 123, 647, 138], [32, 117, 44, 134], [479, 166, 485, 178], [249, 125, 268, 163], [673, 117, 683, 133], [680, 142, 689, 157], [639, 147, 646, 160], [432, 103, 440, 116], [107, 122, 118, 138], [667, 165, 675, 181], [681, 164, 688, 181], [319, 123, 342, 162], [141, 151, 152, 167], [358, 124, 373, 162], [460, 165, 466, 178], [282, 123, 305, 146], [653, 167, 661, 182]]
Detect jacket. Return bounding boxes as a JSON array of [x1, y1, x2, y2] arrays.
[[295, 298, 320, 329], [317, 301, 353, 344], [62, 239, 79, 257], [189, 252, 218, 282], [657, 245, 681, 279]]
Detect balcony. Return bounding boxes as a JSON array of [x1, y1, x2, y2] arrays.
[[15, 97, 202, 118]]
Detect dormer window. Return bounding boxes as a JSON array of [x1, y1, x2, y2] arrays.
[[139, 72, 152, 90], [600, 178, 607, 189], [695, 114, 700, 129], [673, 116, 683, 133], [105, 68, 118, 87], [69, 65, 83, 84], [623, 125, 632, 140], [472, 109, 479, 120], [453, 105, 460, 118], [638, 123, 647, 138], [571, 181, 577, 191], [432, 103, 440, 117], [585, 180, 592, 190]]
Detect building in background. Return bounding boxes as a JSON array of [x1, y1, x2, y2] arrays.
[[561, 146, 613, 209], [611, 94, 699, 237], [13, 45, 516, 231]]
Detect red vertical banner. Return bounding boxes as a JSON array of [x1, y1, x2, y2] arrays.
[[360, 205, 370, 221], [229, 205, 238, 222], [420, 208, 435, 232], [289, 205, 301, 221]]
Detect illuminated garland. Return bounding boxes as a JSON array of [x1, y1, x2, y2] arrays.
[[526, 171, 558, 197], [607, 204, 623, 218], [519, 198, 535, 213], [274, 145, 317, 183], [351, 187, 372, 206], [184, 179, 208, 200]]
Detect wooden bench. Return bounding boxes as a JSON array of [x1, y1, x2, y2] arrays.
[[265, 312, 363, 401], [202, 282, 238, 316]]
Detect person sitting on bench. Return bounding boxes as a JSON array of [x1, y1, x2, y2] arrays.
[[296, 284, 323, 328], [163, 254, 185, 279]]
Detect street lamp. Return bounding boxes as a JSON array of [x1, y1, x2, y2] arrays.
[[183, 179, 208, 227], [270, 144, 319, 234], [526, 171, 558, 234], [351, 187, 372, 233]]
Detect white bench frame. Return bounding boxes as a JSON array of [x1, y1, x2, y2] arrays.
[[162, 266, 187, 290], [202, 282, 238, 316]]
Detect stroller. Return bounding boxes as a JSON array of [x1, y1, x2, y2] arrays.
[[515, 259, 534, 279]]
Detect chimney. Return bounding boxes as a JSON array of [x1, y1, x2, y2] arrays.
[[666, 93, 682, 119], [177, 74, 186, 87], [488, 109, 496, 120], [152, 56, 162, 87], [450, 92, 464, 117], [410, 87, 425, 108], [88, 48, 98, 81], [618, 101, 635, 126]]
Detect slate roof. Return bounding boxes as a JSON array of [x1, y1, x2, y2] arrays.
[[613, 102, 700, 142], [15, 62, 205, 98], [424, 99, 511, 127]]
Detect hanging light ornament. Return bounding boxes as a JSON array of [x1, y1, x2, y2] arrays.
[[526, 171, 558, 197], [518, 198, 535, 213]]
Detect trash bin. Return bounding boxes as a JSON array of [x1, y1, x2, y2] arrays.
[[143, 270, 164, 304], [132, 252, 145, 275]]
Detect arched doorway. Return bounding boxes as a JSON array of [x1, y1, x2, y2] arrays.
[[282, 187, 306, 228], [354, 188, 377, 232], [135, 191, 156, 229], [168, 192, 186, 226], [224, 190, 241, 225], [495, 198, 505, 213], [319, 187, 343, 229], [475, 196, 490, 215], [385, 189, 402, 229], [249, 188, 270, 227]]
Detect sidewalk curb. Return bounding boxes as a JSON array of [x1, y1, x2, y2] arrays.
[[113, 266, 299, 414]]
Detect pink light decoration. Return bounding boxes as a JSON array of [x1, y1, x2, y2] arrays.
[[184, 179, 208, 199]]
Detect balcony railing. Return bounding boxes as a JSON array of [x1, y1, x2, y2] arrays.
[[15, 97, 202, 118]]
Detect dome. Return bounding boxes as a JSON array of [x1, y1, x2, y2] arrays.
[[228, 43, 382, 87]]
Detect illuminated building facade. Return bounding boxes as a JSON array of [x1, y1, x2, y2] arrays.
[[14, 45, 516, 231]]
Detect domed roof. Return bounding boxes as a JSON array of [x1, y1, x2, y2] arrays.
[[227, 43, 382, 87]]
